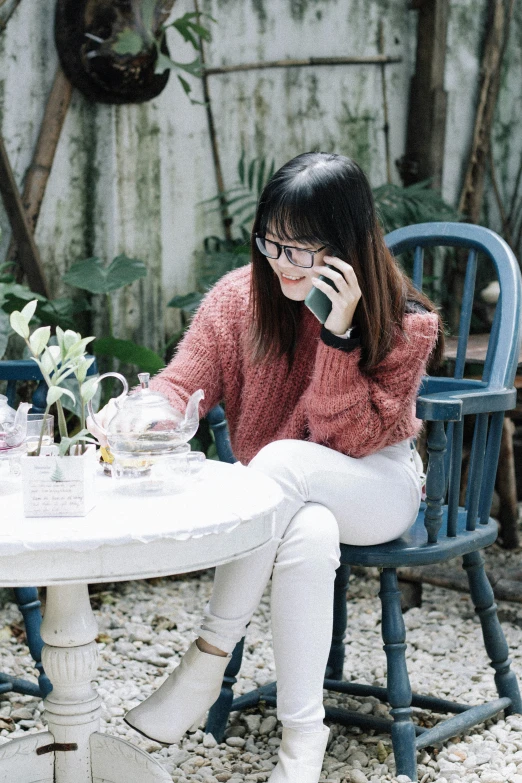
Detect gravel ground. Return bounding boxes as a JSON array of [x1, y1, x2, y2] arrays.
[[1, 542, 522, 783]]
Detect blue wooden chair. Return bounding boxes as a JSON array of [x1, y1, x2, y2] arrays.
[[204, 223, 522, 782], [0, 357, 98, 700]]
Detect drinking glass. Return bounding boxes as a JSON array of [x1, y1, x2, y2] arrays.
[[25, 413, 54, 455]]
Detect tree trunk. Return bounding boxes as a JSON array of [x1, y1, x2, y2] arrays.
[[399, 0, 449, 190]]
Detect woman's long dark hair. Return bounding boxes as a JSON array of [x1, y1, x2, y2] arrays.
[[249, 152, 444, 372]]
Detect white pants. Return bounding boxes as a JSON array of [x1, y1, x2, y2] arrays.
[[198, 438, 423, 732]]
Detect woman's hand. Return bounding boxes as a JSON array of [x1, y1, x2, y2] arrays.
[[311, 256, 362, 336], [86, 398, 118, 448]]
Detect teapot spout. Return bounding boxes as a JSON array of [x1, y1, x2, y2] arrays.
[[178, 389, 205, 442], [7, 402, 30, 447]]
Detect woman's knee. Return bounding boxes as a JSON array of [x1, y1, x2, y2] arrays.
[[280, 503, 341, 567], [249, 439, 308, 478]]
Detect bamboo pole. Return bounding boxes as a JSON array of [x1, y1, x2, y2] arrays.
[[6, 66, 73, 281], [204, 54, 401, 77], [0, 135, 50, 297], [194, 0, 232, 242]]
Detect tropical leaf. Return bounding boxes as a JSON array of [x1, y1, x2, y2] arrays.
[[167, 292, 204, 310], [169, 11, 215, 49], [93, 336, 165, 374], [374, 181, 460, 234], [63, 255, 147, 295]]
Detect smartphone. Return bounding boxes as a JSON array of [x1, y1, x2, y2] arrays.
[[304, 264, 338, 324]]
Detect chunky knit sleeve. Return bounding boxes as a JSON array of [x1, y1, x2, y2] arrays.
[[303, 313, 440, 457], [149, 270, 246, 418]]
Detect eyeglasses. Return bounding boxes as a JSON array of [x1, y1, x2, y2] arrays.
[[255, 234, 327, 269]]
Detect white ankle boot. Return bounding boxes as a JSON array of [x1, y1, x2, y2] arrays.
[[268, 725, 330, 783], [124, 641, 231, 745]]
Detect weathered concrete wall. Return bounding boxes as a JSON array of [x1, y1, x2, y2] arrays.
[[0, 0, 520, 350]]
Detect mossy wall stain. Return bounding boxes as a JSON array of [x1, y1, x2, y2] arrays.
[[335, 100, 377, 175], [289, 0, 335, 24]]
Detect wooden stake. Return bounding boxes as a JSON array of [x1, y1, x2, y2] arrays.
[[203, 54, 401, 76], [0, 135, 50, 298]]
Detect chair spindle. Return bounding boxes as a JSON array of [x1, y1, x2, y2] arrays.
[[478, 410, 505, 524], [482, 296, 500, 385], [412, 246, 423, 291], [424, 421, 447, 543], [454, 250, 478, 381], [446, 419, 464, 537], [465, 414, 489, 531]]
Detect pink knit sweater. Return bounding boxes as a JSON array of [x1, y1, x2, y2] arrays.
[[150, 266, 439, 464]]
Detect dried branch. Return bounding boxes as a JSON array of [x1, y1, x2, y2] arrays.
[[488, 146, 512, 246]]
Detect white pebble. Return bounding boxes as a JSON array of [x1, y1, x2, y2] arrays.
[[259, 716, 277, 735], [226, 736, 246, 748], [348, 770, 369, 783]]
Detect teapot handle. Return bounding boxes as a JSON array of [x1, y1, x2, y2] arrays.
[[87, 372, 129, 437]]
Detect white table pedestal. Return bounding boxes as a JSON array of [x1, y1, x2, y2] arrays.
[[0, 460, 283, 782], [0, 584, 170, 783]]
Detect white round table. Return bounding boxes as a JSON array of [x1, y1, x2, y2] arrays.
[[0, 460, 283, 783]]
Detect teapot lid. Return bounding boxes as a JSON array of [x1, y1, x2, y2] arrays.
[[114, 373, 175, 412]]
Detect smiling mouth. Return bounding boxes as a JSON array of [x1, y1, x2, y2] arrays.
[[281, 273, 305, 281]]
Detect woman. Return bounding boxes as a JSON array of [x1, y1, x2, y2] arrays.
[[107, 153, 442, 783]]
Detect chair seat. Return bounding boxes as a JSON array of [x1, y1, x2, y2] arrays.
[[340, 506, 498, 568]]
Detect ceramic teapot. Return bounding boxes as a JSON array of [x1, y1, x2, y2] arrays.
[[0, 396, 30, 450], [87, 372, 204, 456]]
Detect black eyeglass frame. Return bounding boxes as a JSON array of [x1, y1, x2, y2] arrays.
[[254, 234, 327, 269]]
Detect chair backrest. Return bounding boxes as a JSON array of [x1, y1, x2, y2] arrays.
[[0, 357, 98, 413], [385, 222, 522, 543]]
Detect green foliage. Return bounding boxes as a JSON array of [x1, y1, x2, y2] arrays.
[[170, 11, 214, 48], [62, 254, 147, 295], [0, 252, 89, 359], [373, 180, 461, 234], [9, 303, 97, 453], [93, 336, 164, 375], [168, 236, 250, 317], [203, 151, 276, 230], [109, 5, 215, 104]]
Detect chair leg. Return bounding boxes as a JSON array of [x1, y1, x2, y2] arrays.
[[326, 564, 350, 680], [379, 568, 417, 782], [13, 587, 52, 698], [205, 636, 246, 742], [463, 551, 522, 714]]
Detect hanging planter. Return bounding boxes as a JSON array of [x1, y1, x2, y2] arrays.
[[54, 0, 211, 105], [20, 444, 97, 517]]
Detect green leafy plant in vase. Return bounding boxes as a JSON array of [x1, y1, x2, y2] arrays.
[[9, 300, 100, 517]]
